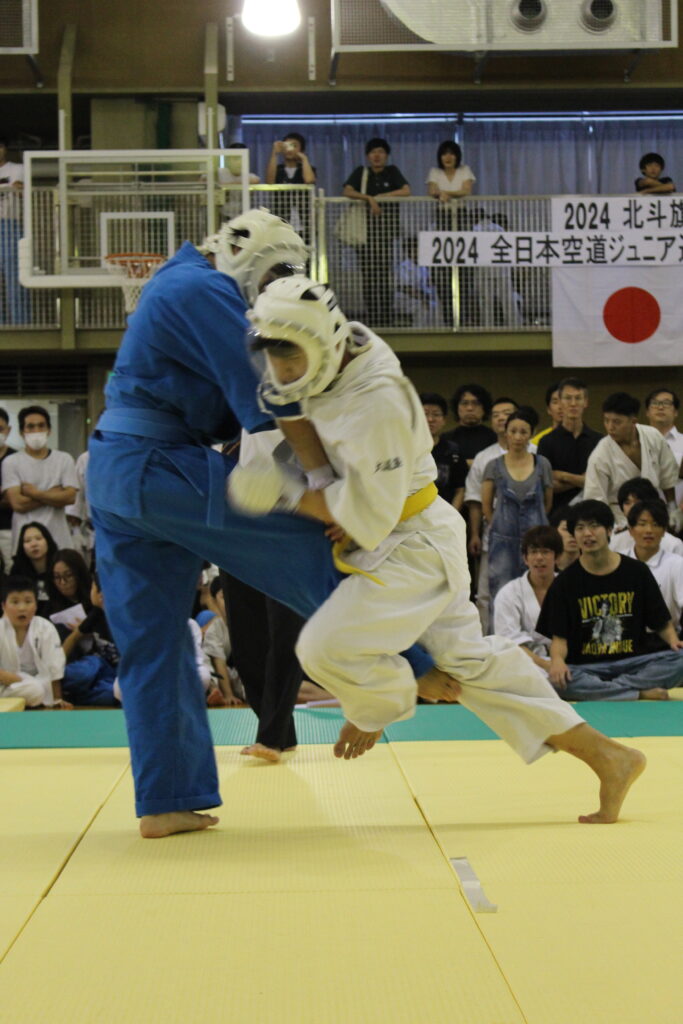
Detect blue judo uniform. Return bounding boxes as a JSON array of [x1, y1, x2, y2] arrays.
[[89, 244, 428, 817]]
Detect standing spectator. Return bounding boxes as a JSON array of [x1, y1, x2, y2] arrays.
[[472, 208, 522, 327], [635, 152, 675, 193], [625, 499, 683, 638], [420, 392, 466, 510], [538, 377, 603, 511], [482, 410, 553, 603], [548, 506, 581, 572], [265, 132, 316, 236], [426, 141, 475, 325], [65, 448, 94, 564], [530, 384, 563, 446], [537, 500, 683, 701], [0, 406, 16, 571], [443, 383, 496, 466], [0, 575, 69, 707], [583, 392, 679, 529], [2, 406, 79, 554], [0, 138, 30, 325], [343, 138, 410, 325], [10, 521, 58, 617], [644, 387, 683, 508], [610, 476, 683, 556]]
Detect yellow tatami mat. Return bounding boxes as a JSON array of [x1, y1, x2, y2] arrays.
[[0, 697, 25, 711]]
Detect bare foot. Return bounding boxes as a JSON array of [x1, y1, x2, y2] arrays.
[[578, 747, 647, 824], [639, 688, 670, 701], [417, 667, 461, 703], [139, 811, 219, 838], [240, 743, 281, 763], [333, 720, 383, 760], [206, 688, 228, 708]]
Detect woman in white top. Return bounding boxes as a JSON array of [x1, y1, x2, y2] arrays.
[[426, 141, 475, 201]]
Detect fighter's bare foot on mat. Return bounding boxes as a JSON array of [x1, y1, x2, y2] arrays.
[[417, 667, 461, 703], [139, 811, 219, 838], [334, 721, 383, 760], [639, 687, 670, 701], [579, 746, 647, 824], [240, 743, 281, 763]]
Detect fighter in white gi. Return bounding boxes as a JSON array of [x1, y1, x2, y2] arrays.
[[229, 277, 647, 823]]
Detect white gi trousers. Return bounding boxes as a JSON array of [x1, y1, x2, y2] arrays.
[[297, 500, 583, 763]]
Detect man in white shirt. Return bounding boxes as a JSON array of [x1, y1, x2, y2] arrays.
[[645, 387, 683, 508], [624, 499, 683, 634], [584, 392, 679, 529], [2, 405, 79, 553], [0, 138, 30, 324]]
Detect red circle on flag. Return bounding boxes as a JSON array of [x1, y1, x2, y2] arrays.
[[602, 287, 660, 344]]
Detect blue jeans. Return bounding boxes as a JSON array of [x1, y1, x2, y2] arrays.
[[63, 654, 118, 707], [563, 650, 683, 701]]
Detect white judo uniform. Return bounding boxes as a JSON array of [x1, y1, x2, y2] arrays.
[[294, 328, 583, 763], [492, 573, 552, 659], [0, 614, 65, 707]]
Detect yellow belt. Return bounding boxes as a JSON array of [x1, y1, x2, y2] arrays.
[[331, 481, 438, 585]]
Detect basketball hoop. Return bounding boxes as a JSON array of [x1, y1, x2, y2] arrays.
[[104, 252, 166, 313]]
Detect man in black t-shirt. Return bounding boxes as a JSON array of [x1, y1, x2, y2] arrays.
[[537, 500, 683, 701], [537, 377, 602, 512], [420, 391, 466, 509]]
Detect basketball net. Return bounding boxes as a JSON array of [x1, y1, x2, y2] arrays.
[[104, 253, 166, 313]]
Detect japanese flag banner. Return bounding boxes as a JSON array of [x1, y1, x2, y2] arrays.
[[552, 266, 683, 367]]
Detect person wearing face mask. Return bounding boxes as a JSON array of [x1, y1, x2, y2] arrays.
[[1, 405, 78, 554], [0, 407, 17, 572]]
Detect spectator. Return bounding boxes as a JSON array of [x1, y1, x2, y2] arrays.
[[471, 208, 522, 327], [10, 521, 58, 617], [265, 131, 316, 236], [65, 448, 94, 564], [538, 377, 603, 511], [343, 138, 410, 325], [0, 406, 16, 571], [61, 571, 119, 707], [443, 383, 496, 466], [426, 141, 474, 325], [482, 410, 553, 603], [625, 499, 683, 639], [583, 392, 679, 529], [537, 499, 683, 700], [420, 391, 466, 510], [530, 384, 563, 446], [644, 387, 683, 508], [395, 236, 442, 327], [2, 406, 79, 554], [0, 575, 69, 708], [47, 548, 92, 623], [203, 575, 245, 708], [609, 477, 683, 555], [0, 138, 30, 325], [218, 142, 260, 220], [548, 506, 581, 571], [635, 152, 675, 193], [493, 524, 563, 671]]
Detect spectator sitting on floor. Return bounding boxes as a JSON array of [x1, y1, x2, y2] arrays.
[[62, 571, 119, 707], [0, 575, 70, 708], [420, 391, 466, 511], [202, 576, 246, 707], [610, 477, 683, 556], [493, 524, 562, 673], [536, 499, 683, 701], [530, 384, 563, 447], [624, 499, 683, 641], [443, 384, 497, 467], [548, 506, 581, 572], [47, 548, 92, 626], [10, 521, 58, 617]]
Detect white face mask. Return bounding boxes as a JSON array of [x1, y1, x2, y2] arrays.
[[25, 432, 48, 451]]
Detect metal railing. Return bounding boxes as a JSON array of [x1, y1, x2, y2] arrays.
[[4, 186, 550, 334]]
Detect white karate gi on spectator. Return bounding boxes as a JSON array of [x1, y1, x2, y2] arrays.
[[0, 613, 65, 706], [492, 573, 552, 659]]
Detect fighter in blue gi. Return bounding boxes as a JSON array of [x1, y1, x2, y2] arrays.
[[88, 210, 447, 838]]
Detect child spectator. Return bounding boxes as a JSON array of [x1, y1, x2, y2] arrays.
[[10, 521, 58, 616], [61, 571, 119, 707], [0, 575, 69, 707], [635, 152, 675, 193], [202, 576, 245, 707]]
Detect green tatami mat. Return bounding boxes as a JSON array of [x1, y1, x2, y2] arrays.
[[2, 701, 683, 749]]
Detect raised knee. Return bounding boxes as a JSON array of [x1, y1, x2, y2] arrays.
[[296, 619, 335, 678]]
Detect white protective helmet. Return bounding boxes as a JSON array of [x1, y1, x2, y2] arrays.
[[248, 275, 362, 405], [209, 208, 308, 305]]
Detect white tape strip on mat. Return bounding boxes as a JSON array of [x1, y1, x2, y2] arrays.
[[450, 857, 498, 913]]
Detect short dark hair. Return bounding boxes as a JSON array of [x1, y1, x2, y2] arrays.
[[450, 384, 493, 420], [645, 387, 680, 410], [627, 499, 669, 531], [516, 404, 539, 431], [639, 151, 665, 172], [545, 383, 561, 407], [437, 140, 462, 169], [602, 392, 640, 418], [0, 406, 9, 425], [19, 405, 51, 431], [420, 392, 447, 416], [548, 506, 569, 529], [2, 575, 38, 601], [283, 131, 306, 152], [616, 476, 659, 510], [250, 335, 300, 357], [557, 377, 588, 396], [365, 137, 390, 156], [209, 575, 223, 599], [566, 500, 615, 535], [505, 410, 534, 432], [521, 525, 563, 557]]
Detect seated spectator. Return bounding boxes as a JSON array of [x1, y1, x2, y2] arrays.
[[203, 576, 245, 707], [471, 208, 522, 327], [420, 391, 466, 510], [482, 410, 553, 603], [0, 406, 16, 571], [10, 521, 58, 616], [443, 384, 497, 466], [635, 152, 675, 193], [395, 237, 443, 327], [47, 548, 92, 623], [583, 392, 679, 529], [426, 140, 475, 202], [530, 384, 563, 446], [610, 477, 683, 555], [493, 524, 562, 672], [548, 506, 581, 571], [625, 500, 683, 638], [0, 575, 69, 708], [538, 377, 602, 512], [644, 387, 683, 508], [537, 500, 683, 700], [189, 617, 216, 701], [61, 571, 119, 707]]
